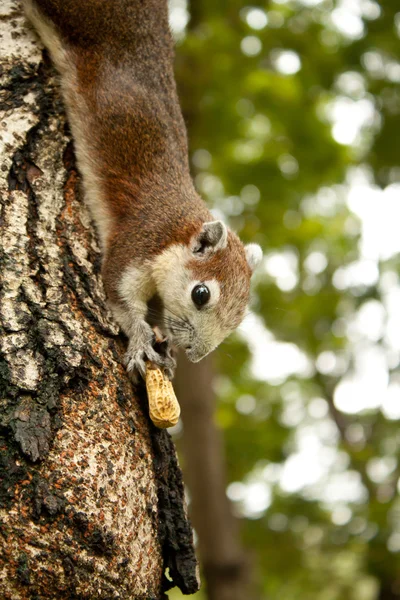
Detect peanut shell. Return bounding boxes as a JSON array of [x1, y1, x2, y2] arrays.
[[145, 364, 180, 428]]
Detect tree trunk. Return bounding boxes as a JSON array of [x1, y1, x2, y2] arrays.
[[378, 584, 400, 600], [0, 2, 198, 598], [174, 354, 259, 600]]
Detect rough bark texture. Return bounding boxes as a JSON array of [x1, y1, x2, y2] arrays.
[[0, 2, 198, 598], [175, 354, 259, 600]]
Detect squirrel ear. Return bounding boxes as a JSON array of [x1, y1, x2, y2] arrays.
[[245, 243, 263, 273], [193, 220, 228, 254]]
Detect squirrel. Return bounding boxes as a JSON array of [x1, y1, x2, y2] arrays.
[[23, 0, 262, 381]]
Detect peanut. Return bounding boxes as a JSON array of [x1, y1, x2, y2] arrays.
[[145, 363, 180, 429]]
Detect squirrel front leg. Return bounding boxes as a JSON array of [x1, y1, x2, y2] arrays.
[[108, 265, 176, 382], [124, 310, 175, 382]]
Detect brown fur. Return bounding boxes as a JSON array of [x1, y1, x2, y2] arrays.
[[189, 232, 251, 329], [26, 0, 254, 322]]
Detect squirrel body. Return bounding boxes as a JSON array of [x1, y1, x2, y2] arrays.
[[24, 0, 262, 379]]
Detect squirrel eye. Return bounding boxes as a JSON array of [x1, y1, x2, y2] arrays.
[[191, 284, 210, 308]]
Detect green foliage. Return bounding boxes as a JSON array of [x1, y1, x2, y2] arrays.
[[171, 0, 400, 597]]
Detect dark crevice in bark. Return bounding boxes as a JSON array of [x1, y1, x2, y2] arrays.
[[0, 62, 41, 113], [141, 384, 199, 596], [6, 59, 62, 298], [5, 55, 61, 161], [0, 444, 30, 509]]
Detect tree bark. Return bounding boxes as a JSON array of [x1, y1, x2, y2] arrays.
[[0, 2, 198, 598], [174, 354, 259, 600]]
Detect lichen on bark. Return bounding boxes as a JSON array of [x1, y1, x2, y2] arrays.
[[0, 2, 198, 597]]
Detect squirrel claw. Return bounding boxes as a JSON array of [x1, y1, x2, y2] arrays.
[[161, 346, 176, 380], [124, 339, 176, 382], [147, 345, 176, 380], [124, 348, 146, 383]]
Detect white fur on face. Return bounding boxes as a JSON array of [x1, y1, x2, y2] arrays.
[[152, 245, 232, 361]]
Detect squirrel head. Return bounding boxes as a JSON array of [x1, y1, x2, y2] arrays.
[[152, 220, 262, 362]]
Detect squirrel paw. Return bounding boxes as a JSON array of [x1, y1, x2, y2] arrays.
[[159, 343, 176, 380], [124, 333, 176, 382]]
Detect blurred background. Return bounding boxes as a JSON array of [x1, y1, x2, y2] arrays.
[[166, 1, 400, 598]]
